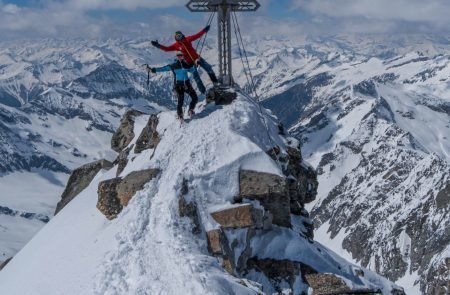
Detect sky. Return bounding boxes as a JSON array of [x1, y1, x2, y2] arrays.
[[0, 0, 449, 40]]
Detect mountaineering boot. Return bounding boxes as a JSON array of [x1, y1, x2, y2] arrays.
[[188, 109, 194, 118]]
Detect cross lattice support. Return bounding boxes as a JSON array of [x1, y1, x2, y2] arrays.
[[187, 0, 260, 87]]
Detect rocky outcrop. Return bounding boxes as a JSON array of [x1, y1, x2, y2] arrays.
[[115, 145, 132, 176], [111, 109, 144, 153], [268, 144, 318, 212], [426, 258, 450, 295], [55, 159, 113, 214], [207, 229, 225, 256], [305, 273, 351, 294], [97, 178, 122, 220], [236, 170, 291, 227], [134, 114, 160, 153], [247, 258, 316, 294], [97, 169, 160, 219], [435, 182, 450, 210], [211, 204, 264, 229]]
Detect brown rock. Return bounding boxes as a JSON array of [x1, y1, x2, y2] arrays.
[[97, 178, 122, 220], [116, 169, 161, 206], [111, 109, 144, 153], [239, 170, 291, 227], [305, 273, 351, 295], [115, 146, 132, 177], [207, 229, 223, 255], [211, 204, 263, 229], [239, 170, 287, 196], [222, 257, 234, 275], [134, 114, 160, 153], [55, 159, 113, 215]]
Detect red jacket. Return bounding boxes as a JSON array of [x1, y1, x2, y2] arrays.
[[158, 28, 207, 65]]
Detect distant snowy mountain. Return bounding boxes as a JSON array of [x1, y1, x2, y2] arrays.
[[0, 39, 175, 262], [258, 40, 450, 294], [0, 35, 449, 293]]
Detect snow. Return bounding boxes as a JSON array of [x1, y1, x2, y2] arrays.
[[0, 94, 400, 294], [0, 94, 285, 294], [0, 170, 68, 259]]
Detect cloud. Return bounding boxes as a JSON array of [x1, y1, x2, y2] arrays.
[[0, 1, 194, 40], [47, 0, 181, 11], [292, 0, 450, 27]]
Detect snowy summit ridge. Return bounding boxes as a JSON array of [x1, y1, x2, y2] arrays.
[[0, 93, 402, 294]]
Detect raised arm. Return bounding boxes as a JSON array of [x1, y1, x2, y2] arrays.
[[186, 26, 209, 42]]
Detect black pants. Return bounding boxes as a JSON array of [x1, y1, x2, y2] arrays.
[[175, 81, 198, 117]]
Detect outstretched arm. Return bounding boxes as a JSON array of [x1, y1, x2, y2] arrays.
[[186, 26, 209, 42], [153, 64, 173, 73], [151, 40, 178, 52]]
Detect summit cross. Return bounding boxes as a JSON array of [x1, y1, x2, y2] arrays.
[[186, 0, 260, 87]]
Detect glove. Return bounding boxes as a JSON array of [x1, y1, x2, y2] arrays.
[[144, 65, 155, 73], [204, 25, 210, 33], [151, 40, 160, 48]]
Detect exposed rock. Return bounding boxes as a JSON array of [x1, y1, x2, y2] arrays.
[[207, 229, 224, 255], [134, 114, 160, 153], [0, 257, 12, 271], [435, 182, 450, 210], [111, 109, 144, 153], [97, 178, 122, 220], [206, 87, 237, 105], [222, 257, 234, 275], [55, 159, 113, 214], [179, 196, 201, 234], [116, 169, 161, 206], [425, 258, 450, 295], [96, 168, 160, 219], [210, 204, 264, 229], [246, 258, 316, 294], [267, 145, 318, 211], [238, 170, 291, 227], [304, 273, 351, 294], [115, 145, 132, 176]]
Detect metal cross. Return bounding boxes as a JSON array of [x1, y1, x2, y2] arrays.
[[187, 0, 260, 87]]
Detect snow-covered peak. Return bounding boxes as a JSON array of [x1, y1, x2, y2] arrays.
[[0, 94, 401, 294]]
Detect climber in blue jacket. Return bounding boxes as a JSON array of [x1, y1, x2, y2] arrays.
[[147, 52, 201, 120]]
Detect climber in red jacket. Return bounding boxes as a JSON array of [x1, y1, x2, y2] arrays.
[[151, 26, 218, 94]]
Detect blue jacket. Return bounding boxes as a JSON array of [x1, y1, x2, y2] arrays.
[[154, 59, 198, 83]]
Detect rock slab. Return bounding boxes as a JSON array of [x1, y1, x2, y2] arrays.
[[97, 169, 160, 219], [55, 159, 113, 214]]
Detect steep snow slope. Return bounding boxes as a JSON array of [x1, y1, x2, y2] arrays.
[[0, 95, 400, 294]]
